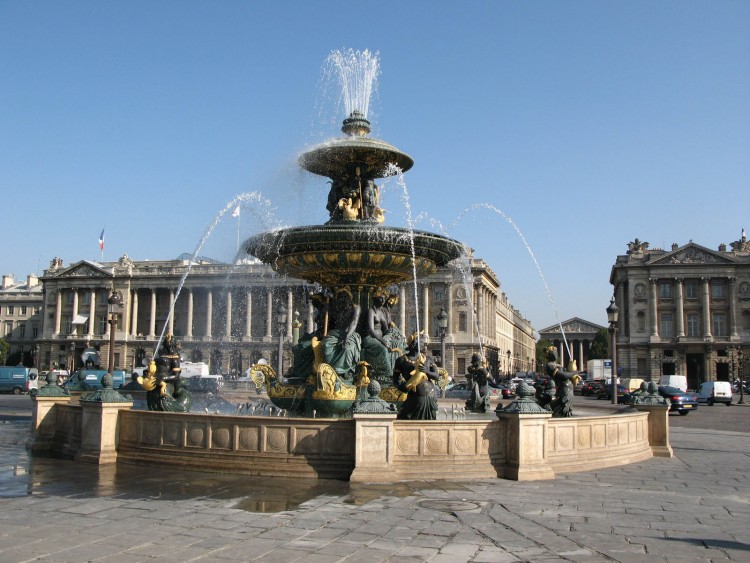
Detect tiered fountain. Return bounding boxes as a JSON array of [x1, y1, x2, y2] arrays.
[[244, 97, 464, 416]]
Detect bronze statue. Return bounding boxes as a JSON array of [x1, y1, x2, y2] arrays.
[[362, 289, 406, 384], [137, 334, 191, 412], [546, 347, 579, 417], [535, 377, 555, 410], [465, 352, 490, 413], [321, 288, 362, 380], [393, 333, 439, 420]]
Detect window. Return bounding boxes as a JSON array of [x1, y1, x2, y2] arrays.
[[636, 311, 646, 332], [3, 322, 12, 336], [458, 312, 467, 332], [61, 315, 72, 335], [711, 280, 725, 299], [32, 327, 38, 338], [7, 306, 14, 315], [433, 286, 444, 301], [19, 324, 25, 338], [98, 316, 108, 336], [713, 313, 726, 337], [20, 306, 27, 316], [457, 357, 466, 375], [659, 281, 672, 299], [66, 291, 75, 305], [660, 313, 674, 338], [82, 292, 91, 305], [685, 280, 698, 299], [686, 313, 700, 337]]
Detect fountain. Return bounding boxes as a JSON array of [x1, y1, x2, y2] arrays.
[[243, 54, 464, 417]]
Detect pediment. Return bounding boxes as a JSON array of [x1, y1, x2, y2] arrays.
[[538, 317, 605, 336], [650, 243, 735, 266], [54, 260, 113, 279]]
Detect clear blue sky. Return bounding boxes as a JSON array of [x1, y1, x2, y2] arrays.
[[2, 1, 749, 331]]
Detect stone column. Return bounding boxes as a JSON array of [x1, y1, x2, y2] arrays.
[[649, 279, 658, 338], [205, 289, 213, 338], [168, 288, 175, 336], [578, 340, 584, 371], [701, 277, 711, 337], [495, 412, 555, 480], [148, 289, 157, 338], [225, 289, 232, 338], [632, 404, 673, 458], [88, 289, 96, 337], [130, 289, 139, 337], [186, 288, 193, 338], [123, 283, 132, 336], [245, 288, 253, 339], [729, 277, 739, 339], [265, 289, 273, 339], [54, 289, 62, 335], [350, 414, 397, 483], [675, 279, 685, 338]]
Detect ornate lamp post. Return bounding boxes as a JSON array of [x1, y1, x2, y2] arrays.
[[107, 290, 123, 374], [69, 341, 76, 373], [437, 307, 448, 368], [276, 302, 287, 377], [506, 349, 511, 378], [737, 346, 745, 405], [606, 295, 619, 405]]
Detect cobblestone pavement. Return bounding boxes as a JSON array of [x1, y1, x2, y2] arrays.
[[0, 412, 749, 561]]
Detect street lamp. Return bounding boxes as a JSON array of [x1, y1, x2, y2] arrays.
[[276, 302, 287, 377], [606, 295, 619, 405], [506, 349, 511, 378], [69, 341, 76, 373], [736, 346, 745, 405], [107, 290, 123, 374], [437, 307, 448, 368]]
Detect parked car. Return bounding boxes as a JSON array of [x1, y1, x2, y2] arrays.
[[488, 385, 512, 399], [581, 380, 603, 396], [695, 381, 732, 406], [445, 382, 471, 399], [657, 386, 698, 415], [596, 383, 630, 403]]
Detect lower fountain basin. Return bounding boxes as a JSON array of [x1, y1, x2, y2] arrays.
[[244, 224, 465, 288]]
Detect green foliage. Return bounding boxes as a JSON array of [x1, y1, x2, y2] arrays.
[[0, 339, 9, 365], [589, 328, 609, 360]]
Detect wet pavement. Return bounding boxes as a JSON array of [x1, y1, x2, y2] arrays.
[[1, 399, 749, 561]]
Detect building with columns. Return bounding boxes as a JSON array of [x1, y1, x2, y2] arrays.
[[34, 253, 536, 380], [610, 234, 749, 390], [0, 274, 43, 366], [538, 318, 606, 373]]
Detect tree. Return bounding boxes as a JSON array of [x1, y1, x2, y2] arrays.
[[536, 338, 553, 373], [0, 339, 9, 366], [589, 328, 609, 360]]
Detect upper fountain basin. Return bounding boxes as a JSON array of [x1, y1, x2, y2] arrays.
[[298, 135, 414, 179]]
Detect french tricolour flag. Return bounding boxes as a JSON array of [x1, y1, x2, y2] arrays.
[[99, 228, 105, 250]]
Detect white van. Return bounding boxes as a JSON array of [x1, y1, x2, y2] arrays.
[[695, 381, 732, 406], [658, 375, 688, 393]]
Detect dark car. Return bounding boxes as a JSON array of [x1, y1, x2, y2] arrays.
[[596, 383, 630, 403], [658, 385, 698, 415], [581, 380, 603, 396]]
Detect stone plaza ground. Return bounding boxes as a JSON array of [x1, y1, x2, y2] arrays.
[[0, 395, 748, 562]]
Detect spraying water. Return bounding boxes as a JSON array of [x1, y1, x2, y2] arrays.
[[325, 49, 380, 120], [154, 192, 276, 356]]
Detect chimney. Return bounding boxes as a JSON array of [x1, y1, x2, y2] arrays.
[[718, 244, 726, 252], [2, 274, 14, 289], [27, 274, 39, 288], [671, 243, 678, 251]]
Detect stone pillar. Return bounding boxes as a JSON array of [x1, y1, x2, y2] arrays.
[[76, 400, 133, 465], [649, 279, 658, 338], [632, 404, 673, 458], [265, 289, 273, 339], [578, 341, 584, 372], [225, 289, 232, 338], [149, 289, 157, 338], [54, 289, 62, 335], [350, 414, 397, 483], [72, 289, 79, 323], [701, 277, 711, 337], [168, 288, 175, 336], [130, 289, 139, 337], [88, 289, 96, 337], [675, 279, 685, 338], [495, 412, 555, 480], [123, 283, 132, 336], [729, 277, 739, 339], [28, 395, 72, 453], [205, 289, 213, 338], [186, 288, 193, 338], [245, 288, 253, 339]]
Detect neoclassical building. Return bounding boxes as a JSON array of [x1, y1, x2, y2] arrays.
[[0, 274, 43, 365], [538, 318, 606, 373], [609, 233, 749, 389], [34, 253, 536, 380]]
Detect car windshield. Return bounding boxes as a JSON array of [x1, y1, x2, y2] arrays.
[[660, 386, 683, 394]]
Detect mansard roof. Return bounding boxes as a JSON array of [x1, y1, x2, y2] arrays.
[[648, 242, 736, 266], [538, 317, 605, 337]]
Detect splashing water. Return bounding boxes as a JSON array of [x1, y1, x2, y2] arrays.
[[154, 192, 276, 356], [453, 203, 573, 360], [325, 49, 380, 119]]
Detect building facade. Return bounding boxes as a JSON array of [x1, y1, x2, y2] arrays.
[[610, 234, 749, 390], [538, 318, 606, 373], [0, 274, 43, 366], [33, 253, 536, 380]]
